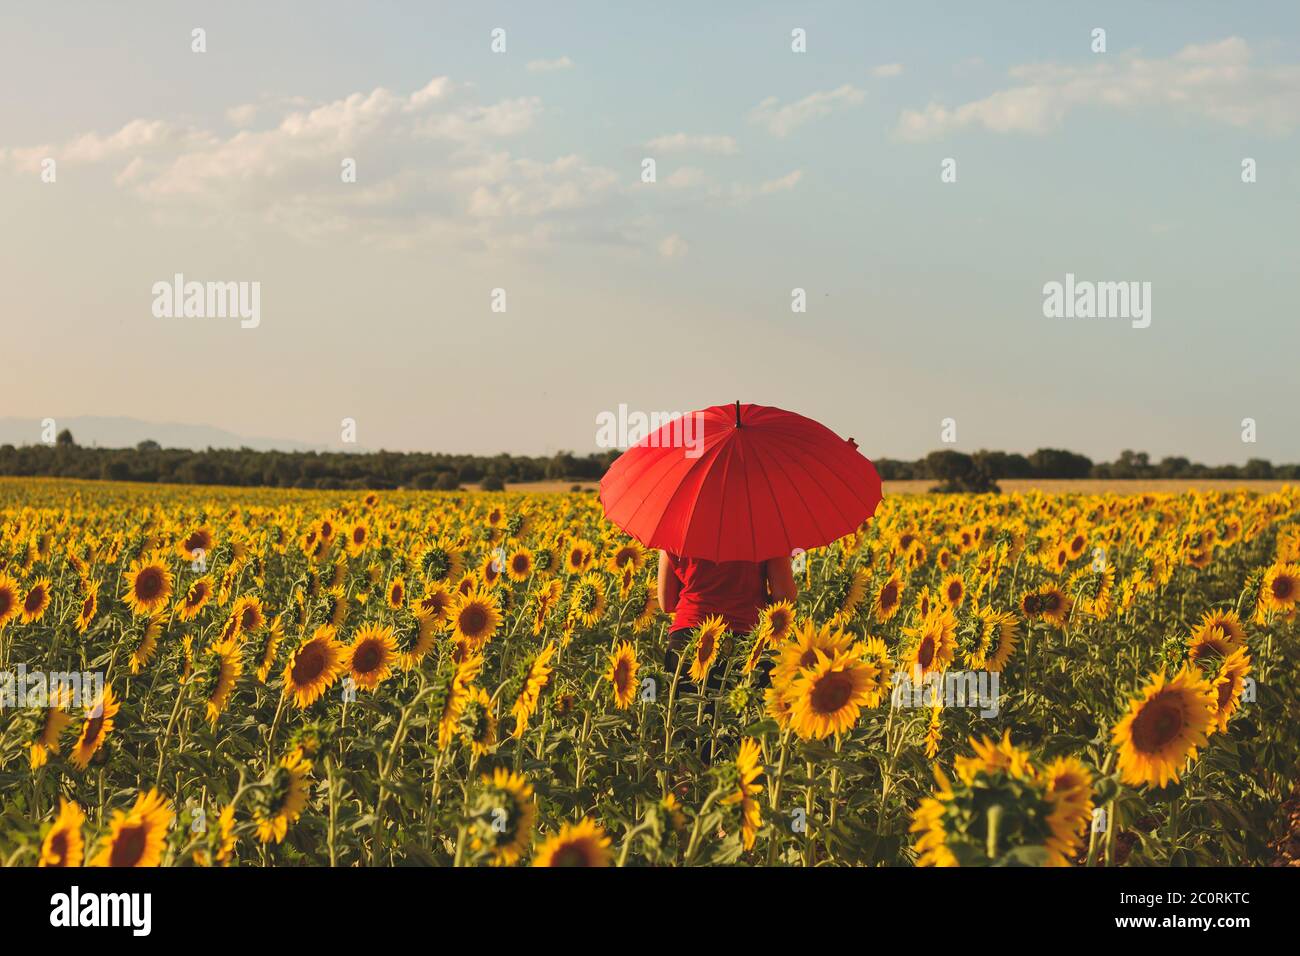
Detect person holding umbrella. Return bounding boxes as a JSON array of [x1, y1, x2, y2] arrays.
[[601, 401, 883, 693]]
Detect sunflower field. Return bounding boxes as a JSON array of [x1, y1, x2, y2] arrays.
[[1, 476, 1298, 867]]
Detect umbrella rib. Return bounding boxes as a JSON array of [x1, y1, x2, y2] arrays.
[[710, 437, 737, 560], [764, 443, 849, 544], [616, 434, 723, 544], [648, 437, 727, 552], [746, 440, 797, 557], [753, 442, 833, 547], [755, 426, 877, 511]]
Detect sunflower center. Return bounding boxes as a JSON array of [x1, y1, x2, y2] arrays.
[[881, 583, 898, 608], [134, 568, 164, 601], [460, 605, 488, 635], [917, 636, 936, 669], [25, 587, 47, 613], [353, 641, 383, 673], [1273, 576, 1295, 600], [550, 841, 595, 867], [1131, 696, 1184, 752], [292, 643, 327, 683], [109, 823, 147, 867], [810, 670, 854, 714]]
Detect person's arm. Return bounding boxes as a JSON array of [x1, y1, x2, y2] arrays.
[[764, 555, 798, 604], [658, 550, 681, 614]]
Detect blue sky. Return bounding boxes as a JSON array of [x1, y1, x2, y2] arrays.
[[2, 1, 1298, 462]]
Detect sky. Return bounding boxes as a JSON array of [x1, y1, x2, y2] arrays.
[[1, 0, 1298, 463]]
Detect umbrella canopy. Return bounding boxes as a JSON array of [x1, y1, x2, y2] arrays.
[[599, 402, 882, 563]]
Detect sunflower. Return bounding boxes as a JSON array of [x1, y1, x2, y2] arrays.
[[1187, 624, 1235, 663], [230, 594, 265, 636], [471, 768, 536, 866], [20, 577, 52, 624], [505, 547, 534, 582], [1042, 756, 1095, 866], [510, 642, 556, 737], [385, 576, 407, 611], [562, 539, 596, 575], [176, 575, 214, 621], [939, 572, 966, 611], [74, 578, 100, 634], [910, 768, 958, 867], [1112, 666, 1216, 788], [122, 557, 173, 617], [568, 573, 607, 629], [529, 578, 564, 635], [1260, 562, 1300, 613], [605, 641, 639, 708], [451, 588, 502, 648], [788, 645, 880, 741], [901, 608, 957, 681], [254, 749, 313, 844], [460, 686, 498, 757], [631, 581, 659, 633], [873, 572, 905, 622], [255, 614, 286, 682], [177, 525, 214, 562], [970, 606, 1019, 672], [345, 521, 370, 558], [396, 610, 438, 671], [283, 625, 347, 708], [770, 619, 855, 686], [923, 702, 943, 758], [70, 683, 119, 770], [720, 737, 765, 850], [417, 538, 466, 584], [346, 623, 399, 691], [91, 789, 173, 867], [532, 818, 612, 867], [688, 615, 727, 683], [0, 573, 19, 628], [128, 613, 165, 675], [831, 567, 871, 624], [605, 540, 645, 576], [1195, 608, 1246, 648], [1031, 583, 1072, 628], [39, 799, 85, 867], [1209, 646, 1252, 734], [413, 581, 455, 629], [30, 688, 74, 769], [200, 639, 243, 724]]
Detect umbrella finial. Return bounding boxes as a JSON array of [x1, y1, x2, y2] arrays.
[[735, 400, 741, 428]]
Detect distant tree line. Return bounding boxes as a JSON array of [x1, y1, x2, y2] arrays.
[[875, 448, 1299, 493], [0, 436, 1295, 492], [0, 436, 618, 491]]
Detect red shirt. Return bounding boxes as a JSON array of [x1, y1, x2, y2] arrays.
[[670, 555, 767, 634]]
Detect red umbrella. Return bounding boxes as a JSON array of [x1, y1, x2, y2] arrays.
[[599, 402, 882, 563]]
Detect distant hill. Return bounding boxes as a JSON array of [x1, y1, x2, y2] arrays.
[[0, 416, 338, 453]]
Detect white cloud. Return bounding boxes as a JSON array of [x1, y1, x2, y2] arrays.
[[658, 234, 688, 259], [226, 104, 259, 127], [758, 169, 803, 194], [749, 84, 866, 137], [526, 56, 575, 73], [645, 132, 738, 154], [665, 166, 708, 188], [896, 37, 1300, 141], [1, 77, 630, 250], [871, 63, 904, 78]]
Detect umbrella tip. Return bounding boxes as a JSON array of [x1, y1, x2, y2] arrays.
[[734, 400, 741, 428]]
